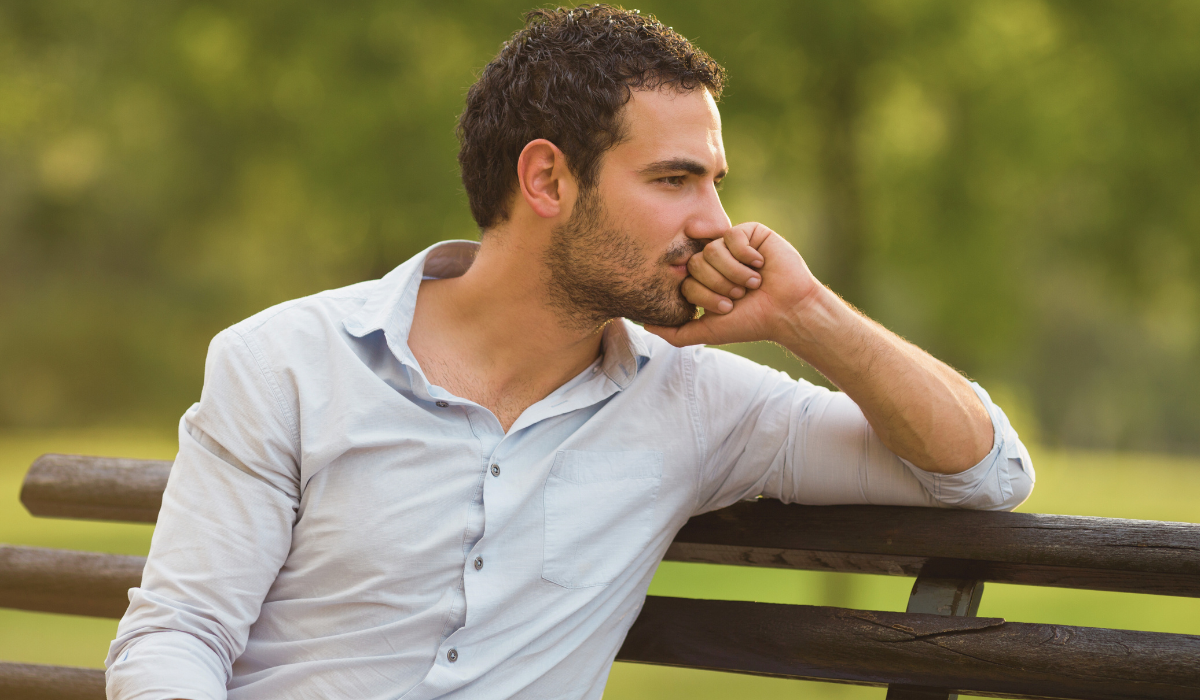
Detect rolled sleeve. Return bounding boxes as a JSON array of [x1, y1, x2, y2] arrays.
[[900, 382, 1036, 511], [106, 631, 228, 700]]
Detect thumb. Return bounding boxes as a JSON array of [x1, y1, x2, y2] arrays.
[[643, 318, 717, 348]]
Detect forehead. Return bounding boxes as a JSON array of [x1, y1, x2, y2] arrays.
[[610, 87, 724, 169]]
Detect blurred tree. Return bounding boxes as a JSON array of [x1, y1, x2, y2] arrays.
[[1, 0, 1199, 453]]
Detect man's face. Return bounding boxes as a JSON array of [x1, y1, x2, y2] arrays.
[[543, 87, 731, 329]]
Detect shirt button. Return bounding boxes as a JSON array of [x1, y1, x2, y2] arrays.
[[490, 464, 500, 477], [474, 556, 484, 570], [447, 648, 458, 663], [435, 401, 449, 408]]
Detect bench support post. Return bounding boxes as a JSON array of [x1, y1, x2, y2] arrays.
[[884, 566, 985, 700]]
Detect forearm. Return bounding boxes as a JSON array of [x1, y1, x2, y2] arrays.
[[775, 285, 992, 474]]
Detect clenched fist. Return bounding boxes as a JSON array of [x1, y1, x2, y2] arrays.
[[645, 222, 824, 348]]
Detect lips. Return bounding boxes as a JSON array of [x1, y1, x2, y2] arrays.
[[662, 240, 706, 270], [666, 253, 696, 269]]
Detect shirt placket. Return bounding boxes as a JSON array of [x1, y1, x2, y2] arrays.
[[428, 406, 501, 673], [408, 367, 626, 698]]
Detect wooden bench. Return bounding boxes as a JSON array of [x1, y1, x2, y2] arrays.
[[3, 453, 1199, 699]]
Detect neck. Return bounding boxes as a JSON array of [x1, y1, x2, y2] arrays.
[[410, 231, 608, 396]]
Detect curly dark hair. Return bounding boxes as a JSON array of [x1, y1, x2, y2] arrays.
[[456, 4, 727, 231]]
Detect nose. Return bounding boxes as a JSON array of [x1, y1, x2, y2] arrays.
[[685, 180, 732, 242]]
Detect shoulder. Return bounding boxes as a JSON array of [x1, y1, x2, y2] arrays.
[[217, 278, 381, 366], [230, 280, 376, 337]]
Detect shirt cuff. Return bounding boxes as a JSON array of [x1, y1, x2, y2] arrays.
[[899, 382, 1036, 511], [106, 630, 228, 700]]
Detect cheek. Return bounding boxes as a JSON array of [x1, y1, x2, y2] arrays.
[[617, 196, 688, 245], [596, 177, 689, 251]]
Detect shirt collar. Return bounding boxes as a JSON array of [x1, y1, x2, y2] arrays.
[[597, 318, 650, 389], [342, 240, 651, 388]]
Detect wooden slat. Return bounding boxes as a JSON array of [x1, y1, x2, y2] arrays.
[[617, 596, 1200, 700], [0, 662, 105, 700], [674, 500, 1200, 575], [663, 542, 1200, 597], [0, 546, 143, 618], [21, 454, 170, 523], [4, 540, 1195, 699], [21, 454, 1200, 595], [665, 500, 1200, 597]]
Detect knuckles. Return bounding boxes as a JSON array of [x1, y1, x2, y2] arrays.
[[731, 221, 775, 246]]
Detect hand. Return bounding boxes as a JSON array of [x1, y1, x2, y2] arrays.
[[645, 222, 825, 347]]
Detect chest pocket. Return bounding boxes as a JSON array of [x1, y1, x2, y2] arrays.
[[542, 450, 664, 589]]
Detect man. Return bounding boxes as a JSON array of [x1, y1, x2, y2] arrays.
[[107, 5, 1033, 700]]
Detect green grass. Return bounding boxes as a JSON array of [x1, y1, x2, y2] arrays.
[[1, 432, 1198, 698]]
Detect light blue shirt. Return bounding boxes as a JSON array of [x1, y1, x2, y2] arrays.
[[106, 240, 1034, 700]]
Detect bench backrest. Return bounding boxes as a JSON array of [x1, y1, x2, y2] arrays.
[[3, 453, 1200, 700]]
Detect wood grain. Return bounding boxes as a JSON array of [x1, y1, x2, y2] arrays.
[[673, 500, 1200, 574], [21, 454, 170, 523], [0, 663, 105, 700], [617, 596, 1200, 700], [665, 499, 1200, 597], [0, 546, 143, 618]]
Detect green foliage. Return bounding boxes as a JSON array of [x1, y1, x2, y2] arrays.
[[2, 1, 1200, 451]]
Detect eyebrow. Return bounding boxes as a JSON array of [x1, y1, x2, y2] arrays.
[[638, 158, 728, 180]]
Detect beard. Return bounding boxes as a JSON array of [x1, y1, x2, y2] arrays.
[[543, 188, 704, 331]]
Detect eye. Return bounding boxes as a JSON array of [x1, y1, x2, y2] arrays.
[[659, 175, 686, 187], [714, 179, 726, 192]]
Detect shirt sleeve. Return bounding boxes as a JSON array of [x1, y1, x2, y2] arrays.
[[689, 346, 1035, 515], [105, 328, 301, 700]]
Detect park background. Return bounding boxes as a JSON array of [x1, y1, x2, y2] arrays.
[[1, 0, 1198, 697]]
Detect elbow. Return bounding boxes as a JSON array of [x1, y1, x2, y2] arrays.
[[960, 381, 1037, 511], [918, 439, 1036, 512], [973, 444, 1036, 512], [1001, 442, 1037, 512]]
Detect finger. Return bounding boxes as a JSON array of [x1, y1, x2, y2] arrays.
[[682, 277, 733, 314], [686, 250, 747, 299], [740, 221, 776, 249], [703, 239, 762, 290], [724, 225, 765, 269]]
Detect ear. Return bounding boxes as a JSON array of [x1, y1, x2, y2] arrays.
[[516, 139, 576, 219]]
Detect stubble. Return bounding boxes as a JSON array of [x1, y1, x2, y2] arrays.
[[543, 189, 703, 331]]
